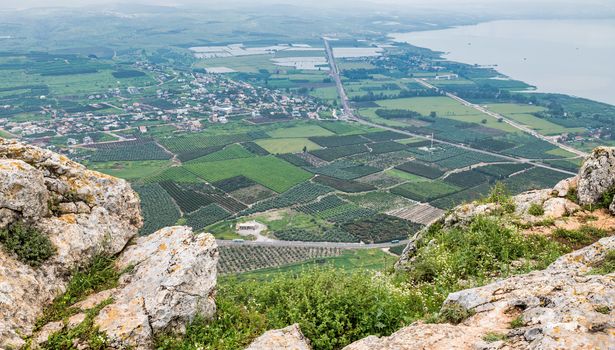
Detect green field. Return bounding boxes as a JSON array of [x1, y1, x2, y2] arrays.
[[486, 103, 586, 136], [385, 169, 431, 182], [267, 124, 334, 138], [184, 156, 312, 193], [374, 97, 518, 132], [256, 138, 322, 154]]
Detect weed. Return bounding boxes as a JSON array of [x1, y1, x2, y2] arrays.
[[483, 332, 507, 342], [0, 222, 55, 267], [528, 203, 544, 217], [510, 316, 525, 329]]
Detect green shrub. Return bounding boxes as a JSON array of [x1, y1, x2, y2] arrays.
[[438, 302, 474, 325], [481, 183, 515, 213], [407, 216, 566, 285], [528, 203, 544, 216], [601, 186, 615, 208], [589, 250, 615, 275], [594, 305, 610, 314], [44, 299, 112, 350], [0, 222, 55, 267], [483, 332, 507, 342], [157, 269, 421, 350], [510, 316, 525, 328]]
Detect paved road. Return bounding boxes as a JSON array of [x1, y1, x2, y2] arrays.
[[324, 38, 353, 118], [217, 239, 409, 249], [414, 79, 588, 158]]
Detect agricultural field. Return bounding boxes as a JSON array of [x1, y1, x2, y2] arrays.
[[485, 103, 585, 135], [134, 184, 181, 235], [256, 138, 322, 154], [391, 181, 460, 202], [185, 156, 313, 193]]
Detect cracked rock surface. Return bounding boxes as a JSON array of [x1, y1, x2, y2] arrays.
[[0, 139, 142, 348]]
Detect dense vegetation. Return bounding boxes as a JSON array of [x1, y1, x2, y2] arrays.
[[0, 222, 55, 267]]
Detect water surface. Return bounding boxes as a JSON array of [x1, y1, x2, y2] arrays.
[[391, 19, 615, 106]]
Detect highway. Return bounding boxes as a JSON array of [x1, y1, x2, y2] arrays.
[[323, 38, 354, 118], [321, 38, 578, 177]]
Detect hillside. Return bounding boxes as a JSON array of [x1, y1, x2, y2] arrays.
[[0, 139, 613, 349]]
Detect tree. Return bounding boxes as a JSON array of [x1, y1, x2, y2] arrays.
[[481, 119, 487, 124], [302, 146, 307, 153], [429, 111, 437, 118]]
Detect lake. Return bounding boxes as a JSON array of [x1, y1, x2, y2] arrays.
[[390, 19, 615, 106]]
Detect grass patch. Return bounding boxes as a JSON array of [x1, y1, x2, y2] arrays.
[[482, 332, 507, 343], [552, 226, 609, 249], [510, 316, 525, 328], [0, 222, 55, 267], [35, 256, 122, 328], [589, 250, 615, 275]]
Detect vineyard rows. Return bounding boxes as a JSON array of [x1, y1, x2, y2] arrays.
[[218, 245, 342, 274]]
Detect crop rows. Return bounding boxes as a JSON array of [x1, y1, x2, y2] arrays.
[[391, 181, 460, 202], [296, 195, 347, 215], [160, 131, 267, 154], [213, 175, 258, 192], [443, 169, 493, 188], [309, 144, 369, 161], [305, 160, 379, 180], [341, 214, 423, 244], [313, 175, 375, 193], [435, 152, 504, 169], [177, 146, 224, 163], [134, 184, 181, 235], [159, 181, 212, 213], [185, 204, 231, 231], [276, 153, 312, 167], [90, 141, 171, 162], [318, 205, 376, 224], [476, 163, 532, 179], [361, 131, 407, 142], [187, 144, 254, 163], [395, 161, 445, 179], [273, 228, 358, 243], [309, 134, 368, 147], [218, 245, 342, 274], [241, 141, 270, 156], [406, 145, 467, 163], [369, 141, 407, 154], [241, 182, 333, 215]]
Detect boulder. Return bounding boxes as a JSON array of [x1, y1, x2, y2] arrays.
[[552, 176, 578, 198], [0, 139, 142, 348], [246, 324, 311, 350], [33, 226, 219, 349], [542, 197, 580, 218], [368, 237, 615, 350], [512, 189, 551, 217], [577, 147, 615, 207]]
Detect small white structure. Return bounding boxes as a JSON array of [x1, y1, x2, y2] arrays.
[[236, 221, 266, 236]]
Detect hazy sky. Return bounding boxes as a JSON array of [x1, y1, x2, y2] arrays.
[[0, 0, 613, 10]]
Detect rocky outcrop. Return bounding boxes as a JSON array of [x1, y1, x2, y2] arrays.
[[33, 226, 219, 349], [246, 324, 311, 350], [0, 139, 142, 348], [0, 139, 221, 348], [577, 147, 615, 213], [346, 237, 615, 350]]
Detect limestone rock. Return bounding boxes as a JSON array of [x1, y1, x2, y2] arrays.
[[577, 147, 615, 206], [0, 159, 48, 220], [552, 176, 578, 198], [246, 324, 311, 350], [444, 202, 499, 228], [343, 323, 490, 350], [512, 189, 552, 217], [92, 226, 218, 349], [0, 139, 142, 348], [372, 237, 615, 350], [541, 197, 580, 218]]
